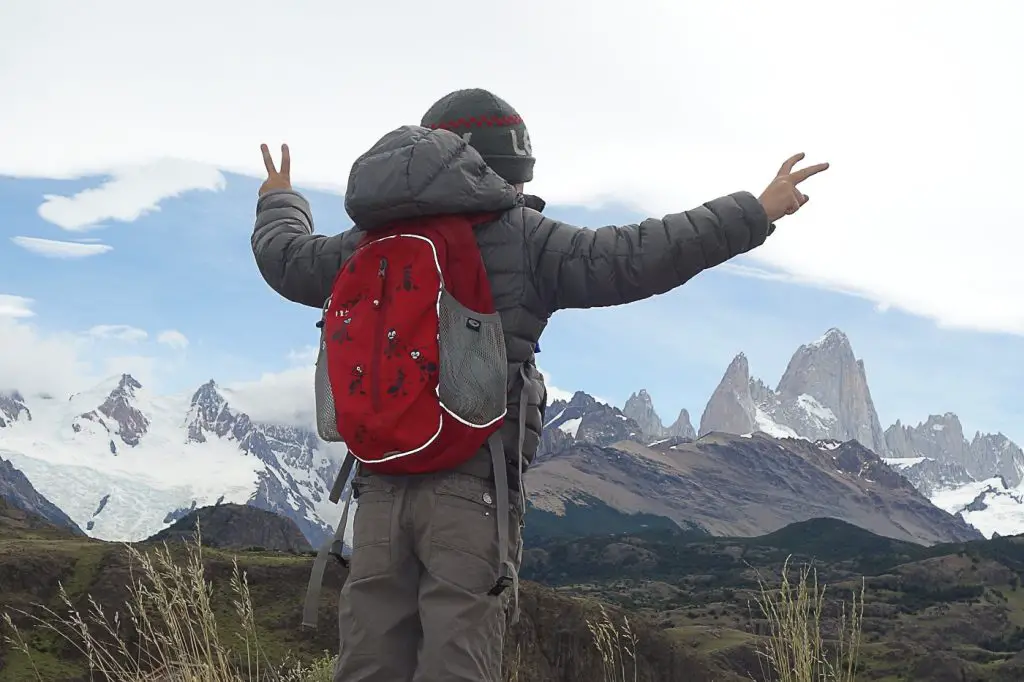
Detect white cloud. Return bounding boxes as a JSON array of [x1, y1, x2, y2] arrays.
[[0, 0, 1022, 337], [11, 236, 113, 259], [36, 159, 226, 231], [0, 318, 92, 396], [536, 367, 573, 404], [224, 365, 314, 429], [157, 330, 189, 350], [0, 319, 167, 398], [87, 324, 148, 343], [0, 295, 35, 319], [720, 263, 871, 302]]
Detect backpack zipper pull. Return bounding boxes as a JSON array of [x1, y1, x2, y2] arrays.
[[373, 259, 388, 308]]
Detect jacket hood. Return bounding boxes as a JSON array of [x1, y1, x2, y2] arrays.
[[344, 125, 520, 231]]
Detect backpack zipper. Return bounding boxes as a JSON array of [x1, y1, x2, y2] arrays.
[[371, 256, 388, 411]]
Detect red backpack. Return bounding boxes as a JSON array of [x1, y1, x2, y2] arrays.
[[314, 213, 507, 475]]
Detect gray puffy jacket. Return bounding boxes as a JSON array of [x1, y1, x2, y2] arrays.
[[252, 125, 773, 487]]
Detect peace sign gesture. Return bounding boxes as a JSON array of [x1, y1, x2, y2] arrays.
[[757, 152, 830, 223], [259, 143, 292, 196]]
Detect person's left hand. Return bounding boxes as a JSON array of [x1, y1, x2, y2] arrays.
[[757, 153, 829, 223], [259, 143, 292, 196]]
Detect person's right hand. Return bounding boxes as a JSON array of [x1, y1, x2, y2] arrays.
[[758, 153, 829, 223], [259, 143, 292, 196]]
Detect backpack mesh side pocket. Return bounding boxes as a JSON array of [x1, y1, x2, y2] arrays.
[[437, 289, 507, 425], [314, 321, 343, 442]]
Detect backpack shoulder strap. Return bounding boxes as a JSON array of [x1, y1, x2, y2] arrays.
[[302, 452, 357, 629], [485, 363, 531, 625]]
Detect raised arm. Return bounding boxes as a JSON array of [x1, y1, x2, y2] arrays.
[[527, 190, 772, 313], [527, 153, 829, 313], [252, 188, 360, 309]]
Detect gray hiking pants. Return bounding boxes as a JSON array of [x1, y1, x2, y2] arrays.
[[334, 470, 523, 682]]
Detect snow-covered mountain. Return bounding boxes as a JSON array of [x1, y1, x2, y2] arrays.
[[0, 375, 349, 546]]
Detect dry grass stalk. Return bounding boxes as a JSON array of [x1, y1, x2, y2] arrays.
[[2, 527, 335, 682], [753, 555, 865, 682]]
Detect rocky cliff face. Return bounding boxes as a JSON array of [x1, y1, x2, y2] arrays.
[[623, 390, 664, 439], [0, 456, 84, 534], [885, 414, 969, 466], [666, 409, 696, 439], [773, 329, 887, 453], [698, 354, 760, 437], [699, 330, 887, 453], [970, 433, 1024, 487], [538, 391, 643, 460], [73, 374, 150, 449], [885, 414, 1024, 489]]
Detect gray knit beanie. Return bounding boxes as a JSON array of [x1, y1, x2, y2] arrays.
[[420, 88, 535, 185]]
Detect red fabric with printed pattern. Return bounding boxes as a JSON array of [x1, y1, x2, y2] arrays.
[[323, 213, 502, 475]]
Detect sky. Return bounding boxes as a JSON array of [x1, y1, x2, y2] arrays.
[[0, 0, 1021, 447]]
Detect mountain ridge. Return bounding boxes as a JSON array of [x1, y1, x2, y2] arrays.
[[525, 431, 980, 545], [621, 330, 1022, 539], [3, 326, 1019, 547], [0, 374, 347, 547], [529, 328, 1021, 541]]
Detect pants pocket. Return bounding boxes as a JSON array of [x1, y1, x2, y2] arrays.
[[426, 475, 521, 594], [348, 476, 396, 582]]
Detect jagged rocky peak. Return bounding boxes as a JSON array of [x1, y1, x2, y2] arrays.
[[538, 390, 643, 459], [623, 389, 665, 439], [0, 390, 31, 428], [886, 413, 1024, 487], [666, 408, 696, 439], [622, 390, 695, 442], [186, 379, 250, 444], [75, 374, 150, 447], [885, 413, 968, 461], [698, 353, 756, 437], [774, 328, 887, 454], [970, 432, 1024, 487]]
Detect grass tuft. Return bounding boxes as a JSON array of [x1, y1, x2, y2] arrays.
[[753, 555, 865, 682]]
